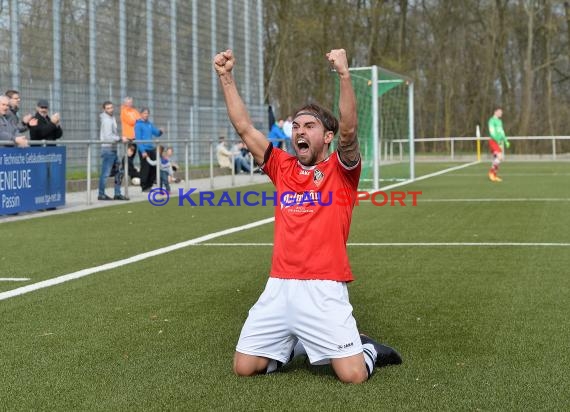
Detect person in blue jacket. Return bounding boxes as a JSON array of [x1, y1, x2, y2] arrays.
[[135, 107, 163, 191], [268, 119, 287, 149]]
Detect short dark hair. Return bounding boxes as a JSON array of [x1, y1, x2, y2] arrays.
[[5, 90, 19, 98], [292, 103, 339, 135], [102, 100, 113, 109]]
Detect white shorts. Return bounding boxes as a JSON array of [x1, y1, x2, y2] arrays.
[[236, 277, 363, 364]]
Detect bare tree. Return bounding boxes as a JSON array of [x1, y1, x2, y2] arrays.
[[262, 0, 570, 141]]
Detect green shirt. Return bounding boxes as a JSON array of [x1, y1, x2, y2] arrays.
[[488, 116, 508, 144]]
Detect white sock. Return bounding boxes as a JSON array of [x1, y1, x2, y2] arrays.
[[493, 156, 501, 167], [362, 343, 378, 378]]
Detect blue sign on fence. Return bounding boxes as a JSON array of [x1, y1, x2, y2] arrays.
[[0, 146, 66, 215]]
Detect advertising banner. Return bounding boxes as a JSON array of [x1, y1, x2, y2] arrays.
[[0, 146, 66, 215]]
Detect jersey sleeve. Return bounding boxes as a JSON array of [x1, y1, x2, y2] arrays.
[[261, 145, 283, 185], [336, 152, 361, 190]]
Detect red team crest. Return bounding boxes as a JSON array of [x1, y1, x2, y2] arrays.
[[313, 168, 325, 186]]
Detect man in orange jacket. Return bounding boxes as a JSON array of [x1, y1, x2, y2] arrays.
[[120, 96, 140, 142]]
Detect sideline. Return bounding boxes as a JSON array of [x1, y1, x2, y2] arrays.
[[1, 162, 477, 301], [0, 218, 273, 301]]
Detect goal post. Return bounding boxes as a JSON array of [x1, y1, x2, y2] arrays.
[[333, 66, 414, 190]]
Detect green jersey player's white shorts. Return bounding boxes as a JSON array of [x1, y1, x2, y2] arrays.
[[236, 277, 364, 365]]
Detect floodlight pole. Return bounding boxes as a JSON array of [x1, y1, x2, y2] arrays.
[[372, 66, 379, 191]]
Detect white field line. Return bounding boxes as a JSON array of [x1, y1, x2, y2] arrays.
[[199, 243, 274, 246], [1, 162, 479, 302], [0, 278, 31, 282], [197, 242, 570, 247], [376, 161, 480, 192], [0, 217, 274, 301]]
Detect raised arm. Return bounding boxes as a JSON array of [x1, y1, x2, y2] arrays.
[[327, 49, 359, 165], [213, 49, 269, 165]]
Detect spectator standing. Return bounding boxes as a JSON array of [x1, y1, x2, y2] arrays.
[[120, 96, 140, 143], [0, 96, 29, 147], [135, 107, 163, 191], [5, 90, 37, 133], [28, 99, 63, 143], [268, 119, 287, 148], [98, 101, 129, 201]]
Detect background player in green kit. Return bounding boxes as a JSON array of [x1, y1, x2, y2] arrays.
[[487, 107, 510, 182]]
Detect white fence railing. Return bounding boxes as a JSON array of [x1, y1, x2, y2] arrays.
[[389, 136, 570, 162], [1, 138, 258, 206]]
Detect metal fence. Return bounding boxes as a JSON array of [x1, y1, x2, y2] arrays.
[[0, 137, 262, 205], [0, 0, 266, 168]]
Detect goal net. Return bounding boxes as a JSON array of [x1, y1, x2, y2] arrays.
[[333, 66, 414, 190]]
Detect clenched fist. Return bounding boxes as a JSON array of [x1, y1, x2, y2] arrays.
[[326, 49, 349, 77], [213, 49, 235, 76]]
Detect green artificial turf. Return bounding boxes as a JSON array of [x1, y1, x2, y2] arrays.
[[1, 162, 569, 410]]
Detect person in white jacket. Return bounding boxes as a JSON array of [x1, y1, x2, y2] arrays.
[[98, 101, 129, 201]]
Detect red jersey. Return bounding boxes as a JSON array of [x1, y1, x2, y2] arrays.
[[262, 146, 361, 282]]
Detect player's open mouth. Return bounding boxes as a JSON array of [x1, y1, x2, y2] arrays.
[[296, 138, 309, 154]]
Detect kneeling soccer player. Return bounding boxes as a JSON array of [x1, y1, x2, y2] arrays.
[[214, 47, 402, 383]]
